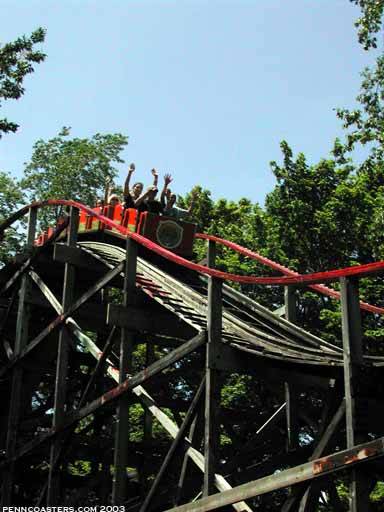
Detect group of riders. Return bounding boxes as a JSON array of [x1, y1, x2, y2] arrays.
[[101, 164, 196, 221]]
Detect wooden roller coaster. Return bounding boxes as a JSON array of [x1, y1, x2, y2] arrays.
[[1, 200, 384, 511]]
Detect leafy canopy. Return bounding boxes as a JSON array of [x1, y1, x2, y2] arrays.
[[0, 27, 46, 137], [351, 0, 384, 50], [21, 127, 128, 226], [0, 171, 24, 264]]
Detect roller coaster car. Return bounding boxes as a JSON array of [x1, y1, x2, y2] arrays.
[[36, 204, 196, 258]]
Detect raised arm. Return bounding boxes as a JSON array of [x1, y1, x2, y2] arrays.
[[134, 186, 153, 206], [104, 178, 112, 205], [151, 168, 159, 188], [161, 173, 173, 207], [124, 163, 135, 197]]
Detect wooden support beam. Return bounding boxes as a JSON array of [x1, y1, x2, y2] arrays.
[[204, 240, 222, 497], [212, 343, 336, 386], [73, 309, 248, 512], [0, 259, 125, 377], [340, 276, 368, 512], [36, 326, 118, 506], [164, 437, 384, 512], [112, 237, 137, 505], [79, 331, 251, 512], [285, 382, 299, 452], [297, 400, 346, 512], [25, 291, 109, 329], [0, 332, 207, 467], [53, 243, 107, 272], [0, 214, 68, 296], [142, 340, 155, 492], [284, 286, 297, 325], [1, 206, 36, 506], [140, 377, 205, 512], [340, 277, 364, 447], [2, 268, 248, 512], [48, 206, 78, 505], [107, 304, 196, 338], [65, 332, 207, 428], [176, 404, 205, 505], [284, 285, 299, 453]]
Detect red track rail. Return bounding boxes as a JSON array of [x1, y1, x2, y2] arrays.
[[195, 233, 384, 315], [1, 200, 384, 314]]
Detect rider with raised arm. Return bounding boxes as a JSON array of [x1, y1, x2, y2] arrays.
[[160, 173, 173, 209], [164, 189, 197, 220], [123, 165, 160, 209]]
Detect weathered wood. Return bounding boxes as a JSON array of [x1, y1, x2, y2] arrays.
[[297, 400, 346, 512], [64, 314, 250, 512], [25, 291, 109, 328], [0, 259, 125, 377], [207, 240, 216, 269], [112, 237, 137, 505], [340, 276, 367, 512], [53, 243, 107, 272], [284, 285, 299, 457], [212, 343, 337, 385], [273, 304, 285, 317], [164, 437, 384, 512], [142, 340, 155, 492], [285, 381, 299, 452], [1, 207, 36, 506], [35, 327, 118, 506], [0, 212, 67, 296], [284, 287, 298, 456], [204, 239, 222, 499], [0, 276, 247, 512], [221, 281, 340, 353], [176, 405, 204, 505], [63, 332, 206, 426], [107, 304, 195, 337], [284, 286, 297, 324], [140, 377, 205, 512], [48, 206, 78, 505], [340, 277, 364, 446]]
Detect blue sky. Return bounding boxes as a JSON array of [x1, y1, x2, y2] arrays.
[[0, 0, 377, 205]]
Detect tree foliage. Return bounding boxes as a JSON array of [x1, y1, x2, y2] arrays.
[[351, 0, 384, 50], [0, 1, 384, 508], [21, 127, 128, 227], [0, 27, 46, 137], [0, 171, 24, 265]]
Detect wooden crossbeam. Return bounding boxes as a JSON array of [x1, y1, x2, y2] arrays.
[[164, 438, 384, 512], [25, 268, 252, 512]]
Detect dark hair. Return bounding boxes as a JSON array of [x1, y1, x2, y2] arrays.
[[133, 182, 143, 188]]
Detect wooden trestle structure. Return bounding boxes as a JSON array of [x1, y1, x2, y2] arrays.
[[1, 202, 384, 511]]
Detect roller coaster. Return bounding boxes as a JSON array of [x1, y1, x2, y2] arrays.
[[1, 200, 384, 511]]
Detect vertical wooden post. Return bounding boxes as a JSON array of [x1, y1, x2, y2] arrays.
[[47, 207, 78, 505], [284, 285, 297, 324], [284, 286, 299, 452], [340, 276, 367, 512], [203, 240, 222, 497], [142, 339, 154, 493], [1, 207, 36, 506], [176, 407, 204, 505], [112, 236, 137, 504]]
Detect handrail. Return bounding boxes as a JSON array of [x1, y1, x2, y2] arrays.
[[1, 200, 384, 309], [195, 233, 384, 315]]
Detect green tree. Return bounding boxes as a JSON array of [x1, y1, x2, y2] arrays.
[[21, 127, 128, 227], [265, 141, 357, 273], [0, 28, 46, 137], [0, 171, 24, 265], [351, 0, 384, 50]]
